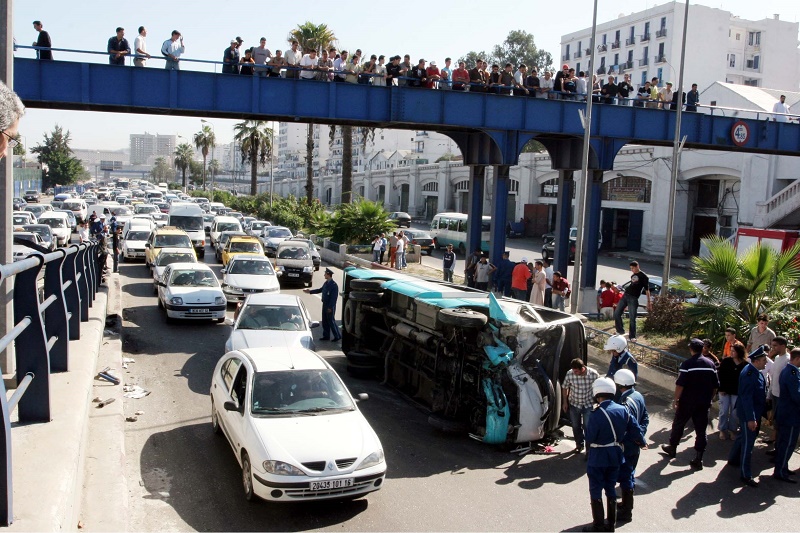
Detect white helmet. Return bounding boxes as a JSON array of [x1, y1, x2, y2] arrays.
[[604, 334, 628, 353], [614, 369, 636, 387], [592, 377, 617, 397]]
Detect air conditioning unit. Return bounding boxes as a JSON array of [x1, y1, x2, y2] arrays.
[[719, 215, 733, 227]]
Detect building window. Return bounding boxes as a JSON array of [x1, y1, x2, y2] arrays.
[[576, 62, 581, 73], [736, 33, 740, 40], [729, 54, 735, 68], [510, 180, 520, 193], [696, 180, 720, 208], [421, 181, 439, 192], [602, 34, 607, 45], [660, 17, 667, 29], [540, 179, 559, 198], [657, 67, 663, 83], [602, 176, 651, 203], [641, 71, 647, 86], [748, 31, 761, 45]]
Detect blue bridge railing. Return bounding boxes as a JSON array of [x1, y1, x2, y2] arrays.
[[0, 241, 102, 526]]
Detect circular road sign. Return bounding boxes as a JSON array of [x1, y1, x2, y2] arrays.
[[731, 121, 750, 147]]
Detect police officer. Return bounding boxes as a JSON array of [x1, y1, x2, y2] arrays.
[[605, 335, 638, 379], [584, 377, 643, 532], [614, 369, 648, 523], [304, 268, 340, 342], [661, 338, 719, 470], [728, 344, 768, 487], [772, 347, 800, 482]]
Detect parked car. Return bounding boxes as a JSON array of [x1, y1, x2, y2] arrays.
[[284, 238, 321, 271], [23, 190, 40, 203], [152, 247, 198, 293], [224, 293, 315, 351], [541, 227, 602, 262], [23, 204, 53, 219], [54, 209, 78, 232], [13, 197, 27, 210], [156, 262, 226, 322], [209, 346, 386, 502], [220, 255, 280, 302], [22, 224, 56, 251], [274, 241, 314, 287], [37, 212, 71, 247], [403, 230, 435, 255], [122, 229, 153, 261], [260, 226, 293, 257], [387, 211, 411, 228]]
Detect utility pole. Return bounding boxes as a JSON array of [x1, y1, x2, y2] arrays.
[[0, 0, 15, 373]]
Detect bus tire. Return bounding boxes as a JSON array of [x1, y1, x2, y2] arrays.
[[438, 308, 487, 328], [348, 290, 384, 303], [350, 279, 384, 292], [343, 300, 358, 333]]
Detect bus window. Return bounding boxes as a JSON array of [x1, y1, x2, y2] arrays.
[[448, 219, 459, 231], [440, 218, 449, 230], [457, 220, 467, 232]]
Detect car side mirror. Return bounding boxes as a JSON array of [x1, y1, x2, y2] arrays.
[[223, 400, 241, 412], [310, 321, 320, 328], [356, 393, 369, 402], [145, 243, 150, 248]]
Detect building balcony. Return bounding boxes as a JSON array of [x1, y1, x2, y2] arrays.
[[562, 54, 570, 61], [640, 33, 650, 42], [656, 28, 667, 38], [655, 55, 666, 64], [596, 66, 606, 75], [585, 48, 592, 56], [639, 58, 648, 66], [597, 44, 608, 52], [626, 38, 635, 46], [573, 51, 582, 59], [622, 60, 634, 70], [611, 41, 621, 50]]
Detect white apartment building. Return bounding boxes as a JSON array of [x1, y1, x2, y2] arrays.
[[560, 2, 800, 93], [129, 133, 177, 165]]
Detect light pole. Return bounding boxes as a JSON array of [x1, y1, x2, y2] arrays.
[[200, 119, 215, 200], [270, 124, 275, 209]]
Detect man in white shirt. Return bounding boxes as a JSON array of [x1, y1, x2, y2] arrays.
[[299, 49, 318, 80], [133, 26, 150, 67], [773, 95, 790, 123], [161, 30, 184, 71], [284, 40, 302, 79], [395, 231, 407, 270], [252, 37, 272, 77], [766, 336, 790, 455], [543, 259, 554, 307]]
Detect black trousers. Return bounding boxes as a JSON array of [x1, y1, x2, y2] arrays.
[[668, 402, 710, 452]]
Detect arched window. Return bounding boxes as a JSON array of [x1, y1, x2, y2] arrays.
[[422, 182, 439, 192], [602, 176, 651, 203]]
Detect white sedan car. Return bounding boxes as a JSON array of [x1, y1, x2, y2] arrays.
[[122, 229, 152, 261], [221, 255, 281, 302], [225, 293, 318, 352], [156, 262, 226, 322], [210, 346, 386, 502], [152, 247, 198, 293]]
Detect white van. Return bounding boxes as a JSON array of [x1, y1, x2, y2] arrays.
[[168, 204, 207, 257], [61, 199, 88, 222], [37, 212, 71, 247], [210, 216, 243, 248], [207, 202, 226, 215], [429, 212, 491, 256]]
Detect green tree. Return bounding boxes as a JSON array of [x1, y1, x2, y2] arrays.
[[208, 158, 221, 186], [193, 125, 216, 190], [173, 143, 194, 190], [233, 120, 273, 196], [12, 134, 25, 157], [151, 156, 175, 183], [330, 199, 395, 244], [31, 125, 85, 188], [189, 160, 205, 186], [289, 22, 337, 206], [676, 236, 800, 342], [459, 30, 553, 72], [457, 51, 489, 70]]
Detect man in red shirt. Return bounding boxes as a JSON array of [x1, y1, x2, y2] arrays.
[[426, 61, 441, 89], [452, 61, 470, 91], [552, 271, 570, 312], [600, 282, 616, 319], [510, 257, 532, 301]]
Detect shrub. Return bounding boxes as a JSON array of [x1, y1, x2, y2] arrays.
[[644, 295, 686, 334]]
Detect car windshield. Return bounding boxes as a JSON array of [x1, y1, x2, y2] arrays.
[[278, 246, 309, 259], [135, 205, 158, 214], [236, 304, 304, 331], [12, 216, 28, 225], [266, 228, 292, 238], [126, 231, 151, 241], [23, 226, 51, 239], [203, 215, 214, 223], [40, 218, 65, 229], [229, 259, 275, 275], [229, 241, 262, 254], [154, 234, 192, 248], [218, 222, 240, 232], [157, 252, 195, 266], [251, 369, 355, 414], [251, 222, 268, 231], [171, 216, 204, 231], [169, 269, 217, 287], [110, 207, 132, 216]]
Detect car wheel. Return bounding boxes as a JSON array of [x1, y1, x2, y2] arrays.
[[211, 401, 222, 435], [438, 308, 488, 328], [216, 317, 225, 324], [242, 452, 256, 502], [541, 249, 549, 261], [343, 300, 358, 333], [350, 279, 384, 292]]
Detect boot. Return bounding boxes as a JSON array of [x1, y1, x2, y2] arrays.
[[690, 451, 704, 470], [583, 499, 605, 532], [617, 489, 634, 522], [660, 444, 676, 458], [606, 496, 617, 531]]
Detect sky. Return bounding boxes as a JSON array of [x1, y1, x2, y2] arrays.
[[8, 0, 800, 152]]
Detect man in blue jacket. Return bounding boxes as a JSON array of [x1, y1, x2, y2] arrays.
[[493, 251, 514, 297], [585, 377, 643, 532], [728, 345, 768, 487], [773, 347, 800, 482], [304, 268, 340, 342], [614, 369, 649, 522]]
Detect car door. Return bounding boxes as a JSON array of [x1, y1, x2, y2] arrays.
[[158, 266, 172, 304], [223, 361, 250, 457], [213, 356, 242, 444]]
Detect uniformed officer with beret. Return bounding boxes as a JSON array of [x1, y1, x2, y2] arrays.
[[773, 347, 800, 482], [728, 344, 769, 487], [304, 268, 340, 342]]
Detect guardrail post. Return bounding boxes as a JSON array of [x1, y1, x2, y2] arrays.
[[75, 244, 90, 321], [43, 250, 69, 372], [86, 242, 97, 304], [95, 240, 106, 292], [0, 375, 13, 526], [63, 245, 81, 339], [13, 255, 51, 423]]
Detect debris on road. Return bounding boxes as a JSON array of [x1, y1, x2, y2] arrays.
[[126, 416, 138, 422], [135, 410, 145, 416], [97, 370, 120, 385], [123, 385, 150, 399], [95, 398, 115, 408], [122, 357, 136, 369]]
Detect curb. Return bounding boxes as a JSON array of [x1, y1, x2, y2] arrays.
[[7, 285, 108, 532]]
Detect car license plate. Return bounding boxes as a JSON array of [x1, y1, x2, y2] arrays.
[[288, 273, 300, 277], [310, 478, 353, 491], [189, 308, 209, 314]]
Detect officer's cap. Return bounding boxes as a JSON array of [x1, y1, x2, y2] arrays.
[[749, 345, 768, 360]]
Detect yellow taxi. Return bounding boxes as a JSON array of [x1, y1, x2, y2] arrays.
[[221, 235, 264, 267], [145, 226, 196, 268]]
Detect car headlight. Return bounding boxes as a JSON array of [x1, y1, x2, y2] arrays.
[[223, 283, 243, 293], [265, 286, 279, 293], [303, 266, 313, 273], [263, 460, 306, 476], [170, 296, 183, 305], [356, 449, 385, 471], [215, 296, 226, 305]]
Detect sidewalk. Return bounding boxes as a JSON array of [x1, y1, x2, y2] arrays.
[[6, 277, 119, 531]]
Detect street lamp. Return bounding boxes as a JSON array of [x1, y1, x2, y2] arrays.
[[200, 119, 216, 200], [270, 124, 275, 209]]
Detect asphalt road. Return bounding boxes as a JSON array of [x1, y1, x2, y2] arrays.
[[118, 242, 795, 532]]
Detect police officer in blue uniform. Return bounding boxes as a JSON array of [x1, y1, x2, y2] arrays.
[[728, 344, 768, 487], [584, 377, 644, 532], [613, 369, 648, 523], [661, 338, 719, 470], [605, 335, 638, 379], [304, 268, 340, 341], [773, 347, 800, 482]]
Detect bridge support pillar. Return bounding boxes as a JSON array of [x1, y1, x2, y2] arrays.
[[466, 165, 485, 257], [490, 165, 510, 265], [554, 170, 574, 276], [575, 171, 604, 312]]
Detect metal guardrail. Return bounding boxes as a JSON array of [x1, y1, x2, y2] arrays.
[[584, 324, 684, 375], [0, 241, 102, 526]]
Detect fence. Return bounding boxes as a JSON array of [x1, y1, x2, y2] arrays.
[[584, 324, 684, 375], [0, 241, 102, 526]]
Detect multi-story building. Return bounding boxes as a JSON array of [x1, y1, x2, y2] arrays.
[[73, 148, 129, 170], [560, 2, 800, 92], [129, 133, 177, 165]]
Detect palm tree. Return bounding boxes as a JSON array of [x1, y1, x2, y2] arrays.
[[193, 125, 216, 190], [341, 126, 353, 204], [289, 22, 337, 206], [173, 143, 194, 191], [233, 120, 273, 196]]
